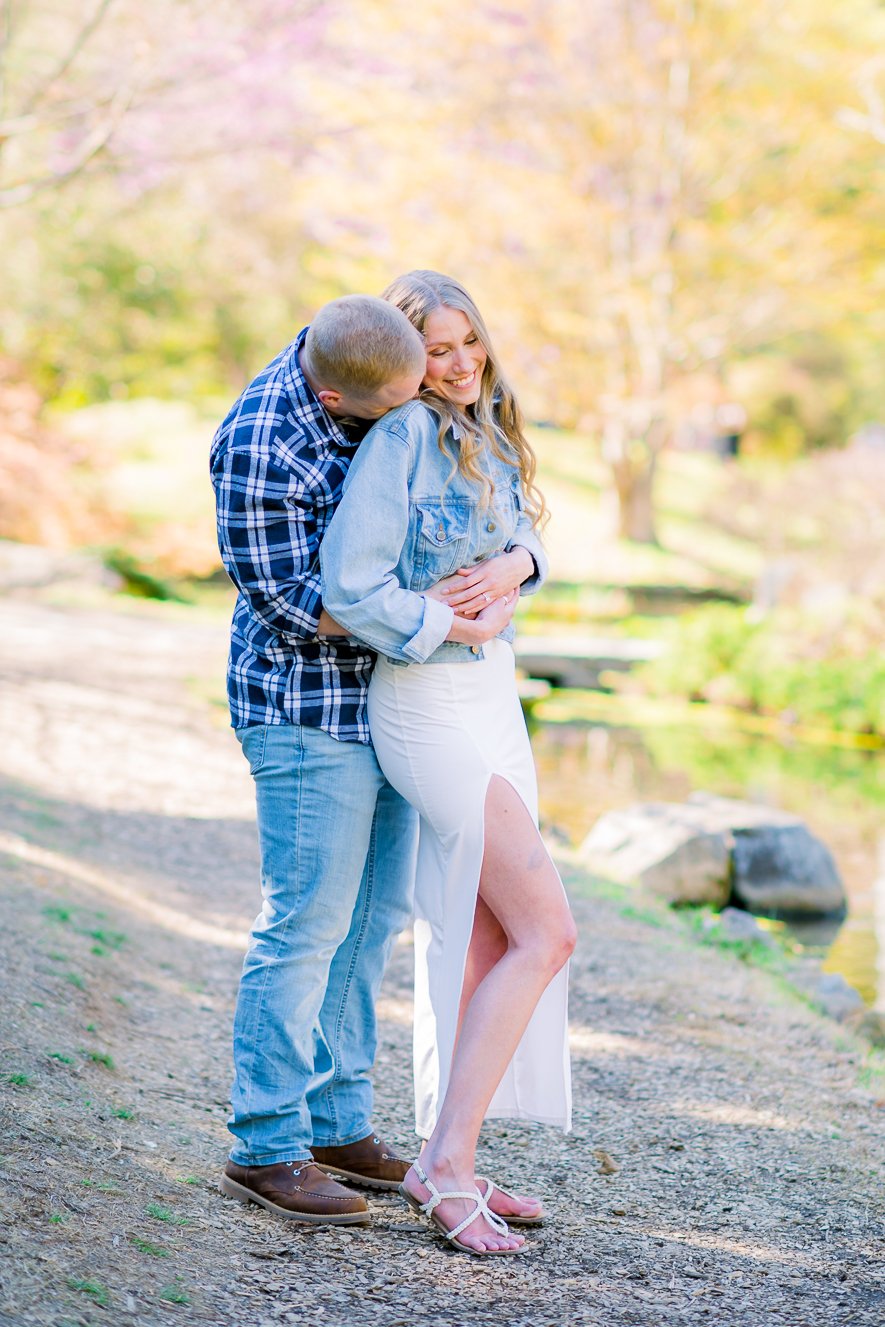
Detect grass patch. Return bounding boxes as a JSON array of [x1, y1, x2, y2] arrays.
[[3, 1073, 33, 1087], [159, 1281, 190, 1305], [43, 905, 73, 923], [48, 1052, 74, 1064], [86, 1051, 115, 1069], [857, 1051, 885, 1092], [85, 927, 127, 950], [619, 902, 671, 930], [67, 1278, 109, 1306], [682, 907, 790, 973], [131, 1236, 169, 1257], [49, 1213, 67, 1224], [65, 973, 85, 990], [145, 1202, 189, 1226], [112, 1106, 134, 1120], [174, 1175, 201, 1185]]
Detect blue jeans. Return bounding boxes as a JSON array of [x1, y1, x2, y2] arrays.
[[228, 723, 417, 1166]]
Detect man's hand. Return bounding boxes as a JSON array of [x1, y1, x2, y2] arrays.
[[428, 547, 534, 618], [445, 591, 517, 646], [316, 609, 346, 637]]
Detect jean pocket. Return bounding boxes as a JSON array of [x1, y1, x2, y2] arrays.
[[236, 725, 269, 775]]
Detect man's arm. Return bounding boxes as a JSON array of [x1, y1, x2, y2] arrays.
[[212, 439, 326, 641]]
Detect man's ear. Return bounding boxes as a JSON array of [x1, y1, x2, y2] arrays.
[[317, 388, 342, 410]]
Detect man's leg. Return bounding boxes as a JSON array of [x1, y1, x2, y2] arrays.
[[228, 724, 384, 1167], [308, 780, 417, 1147]]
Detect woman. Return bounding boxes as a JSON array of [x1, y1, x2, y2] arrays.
[[320, 271, 574, 1256]]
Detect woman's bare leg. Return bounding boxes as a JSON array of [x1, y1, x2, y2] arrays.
[[457, 898, 545, 1223], [405, 776, 576, 1252]]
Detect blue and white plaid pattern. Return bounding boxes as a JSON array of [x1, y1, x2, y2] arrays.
[[210, 329, 375, 742]]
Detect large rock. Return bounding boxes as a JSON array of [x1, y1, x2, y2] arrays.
[[579, 794, 846, 916], [687, 793, 846, 916], [578, 803, 731, 906]]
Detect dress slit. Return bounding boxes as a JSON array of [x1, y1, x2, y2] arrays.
[[367, 639, 572, 1139]]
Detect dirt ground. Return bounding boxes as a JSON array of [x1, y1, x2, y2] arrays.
[[0, 590, 883, 1327]]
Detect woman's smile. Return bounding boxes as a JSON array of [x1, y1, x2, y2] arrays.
[[422, 306, 488, 407]]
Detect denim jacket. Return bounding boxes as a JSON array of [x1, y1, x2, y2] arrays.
[[320, 400, 548, 665]]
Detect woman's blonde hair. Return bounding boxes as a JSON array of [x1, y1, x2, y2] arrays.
[[381, 270, 547, 529]]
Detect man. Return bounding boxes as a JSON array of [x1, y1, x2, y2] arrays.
[[211, 295, 426, 1225]]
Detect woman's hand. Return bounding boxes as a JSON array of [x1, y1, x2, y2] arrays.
[[444, 591, 517, 646], [431, 547, 534, 618]]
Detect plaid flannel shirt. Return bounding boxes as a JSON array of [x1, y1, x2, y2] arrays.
[[210, 329, 375, 743]]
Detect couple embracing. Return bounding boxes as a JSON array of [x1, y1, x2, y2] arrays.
[[210, 271, 574, 1257]]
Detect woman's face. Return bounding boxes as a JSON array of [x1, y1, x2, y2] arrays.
[[421, 305, 488, 408]]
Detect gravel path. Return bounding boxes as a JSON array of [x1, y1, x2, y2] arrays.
[[0, 593, 882, 1327]]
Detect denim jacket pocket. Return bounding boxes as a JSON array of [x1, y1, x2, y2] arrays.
[[414, 500, 472, 579]]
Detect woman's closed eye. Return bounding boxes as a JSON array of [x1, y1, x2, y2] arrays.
[[428, 336, 479, 358]]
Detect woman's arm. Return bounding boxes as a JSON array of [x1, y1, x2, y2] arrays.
[[432, 487, 549, 616], [320, 413, 512, 661], [507, 505, 548, 596]]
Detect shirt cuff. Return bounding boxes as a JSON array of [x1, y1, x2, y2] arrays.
[[402, 597, 455, 663]]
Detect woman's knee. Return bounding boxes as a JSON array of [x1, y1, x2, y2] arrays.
[[518, 909, 576, 977]]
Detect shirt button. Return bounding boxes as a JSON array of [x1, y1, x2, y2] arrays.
[[471, 645, 480, 655], [436, 526, 446, 542], [487, 522, 496, 532]]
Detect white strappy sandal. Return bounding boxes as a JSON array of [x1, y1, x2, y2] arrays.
[[399, 1161, 526, 1257], [476, 1176, 547, 1227]]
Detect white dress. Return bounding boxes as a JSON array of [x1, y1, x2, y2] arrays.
[[368, 637, 572, 1140]]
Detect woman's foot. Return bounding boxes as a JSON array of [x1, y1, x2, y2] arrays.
[[479, 1178, 546, 1225], [402, 1159, 526, 1255]]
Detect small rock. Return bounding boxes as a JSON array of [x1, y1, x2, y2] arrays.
[[593, 1148, 620, 1175], [715, 907, 774, 946], [814, 973, 865, 1022]]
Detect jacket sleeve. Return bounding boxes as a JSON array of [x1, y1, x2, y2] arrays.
[[508, 505, 549, 597], [320, 425, 455, 662], [212, 439, 324, 641]]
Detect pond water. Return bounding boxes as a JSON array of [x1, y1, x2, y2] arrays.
[[529, 706, 884, 1006]]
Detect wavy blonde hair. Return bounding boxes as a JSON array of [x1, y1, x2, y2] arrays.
[[381, 270, 547, 529]]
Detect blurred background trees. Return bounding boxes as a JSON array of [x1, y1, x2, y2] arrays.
[[0, 0, 883, 541]]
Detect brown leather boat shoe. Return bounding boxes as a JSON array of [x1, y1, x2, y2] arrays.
[[220, 1160, 371, 1224], [311, 1132, 409, 1191]]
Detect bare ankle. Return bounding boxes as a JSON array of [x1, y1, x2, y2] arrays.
[[418, 1145, 474, 1179]]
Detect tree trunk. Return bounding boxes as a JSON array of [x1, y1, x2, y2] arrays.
[[615, 456, 657, 543]]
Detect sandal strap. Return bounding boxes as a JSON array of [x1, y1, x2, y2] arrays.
[[411, 1163, 509, 1241], [446, 1188, 508, 1242]]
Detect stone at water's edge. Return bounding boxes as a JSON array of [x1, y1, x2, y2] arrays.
[[577, 803, 731, 906], [687, 792, 846, 917], [579, 793, 847, 917]]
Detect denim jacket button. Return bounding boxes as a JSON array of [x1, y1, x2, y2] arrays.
[[487, 521, 496, 532], [470, 645, 480, 655]]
